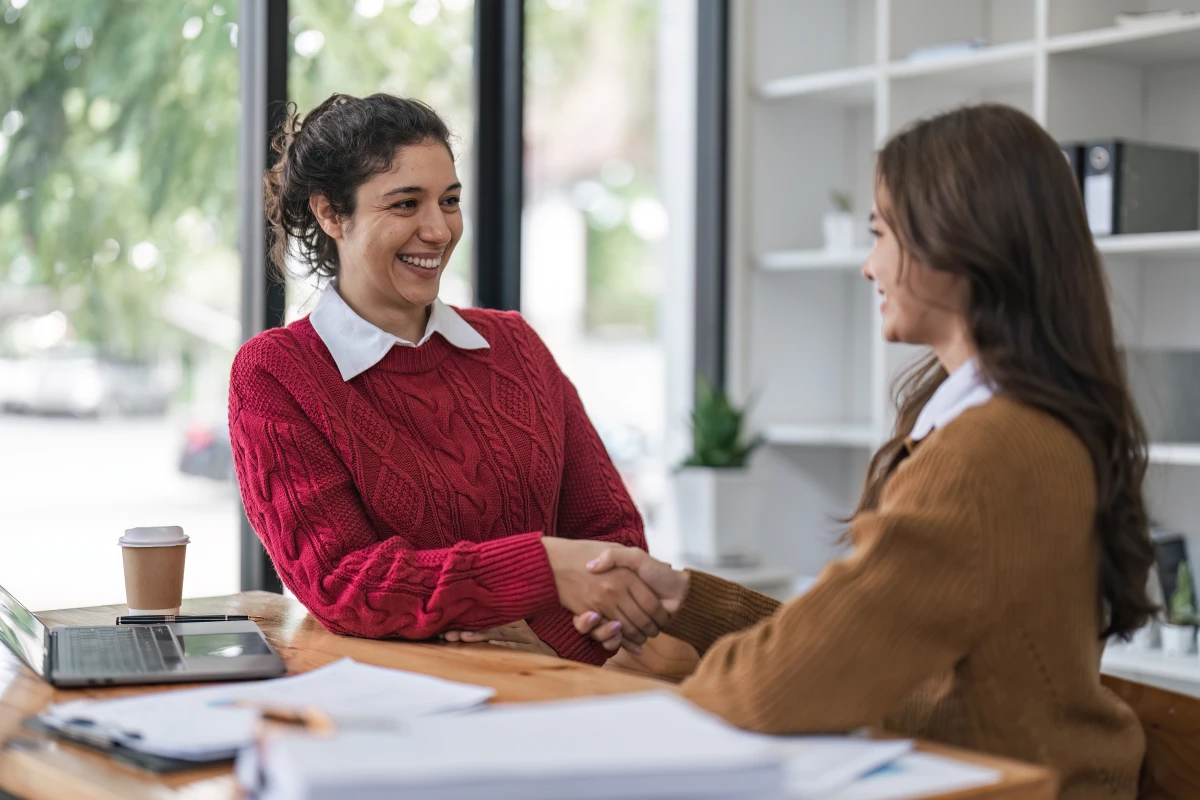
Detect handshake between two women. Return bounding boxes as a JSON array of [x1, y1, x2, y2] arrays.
[[443, 538, 689, 658]]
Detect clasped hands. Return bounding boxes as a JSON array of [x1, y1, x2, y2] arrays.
[[443, 538, 689, 655]]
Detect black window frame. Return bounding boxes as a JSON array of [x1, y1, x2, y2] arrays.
[[694, 0, 730, 395], [237, 0, 288, 593]]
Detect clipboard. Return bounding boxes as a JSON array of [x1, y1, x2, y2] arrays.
[[19, 717, 232, 773]]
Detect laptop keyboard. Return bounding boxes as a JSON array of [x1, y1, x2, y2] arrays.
[[66, 625, 182, 675]]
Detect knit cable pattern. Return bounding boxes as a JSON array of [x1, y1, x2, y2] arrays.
[[228, 310, 645, 664]]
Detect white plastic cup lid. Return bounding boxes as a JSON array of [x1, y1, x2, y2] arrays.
[[119, 526, 190, 547]]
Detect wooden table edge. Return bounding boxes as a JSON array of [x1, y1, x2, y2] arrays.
[[910, 738, 1057, 799]]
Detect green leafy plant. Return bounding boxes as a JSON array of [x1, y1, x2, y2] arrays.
[[682, 377, 763, 469], [829, 189, 854, 213], [1169, 561, 1197, 626]]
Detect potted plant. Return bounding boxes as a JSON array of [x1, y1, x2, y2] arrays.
[[823, 189, 856, 252], [1163, 561, 1197, 656], [673, 378, 764, 566]]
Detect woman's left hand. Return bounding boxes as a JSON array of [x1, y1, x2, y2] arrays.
[[442, 620, 558, 657]]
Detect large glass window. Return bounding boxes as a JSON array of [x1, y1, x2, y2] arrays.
[[283, 0, 476, 320], [0, 0, 678, 611], [0, 0, 242, 610], [523, 0, 670, 547]]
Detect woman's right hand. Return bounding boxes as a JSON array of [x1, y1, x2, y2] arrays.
[[571, 548, 690, 651], [541, 538, 670, 646]]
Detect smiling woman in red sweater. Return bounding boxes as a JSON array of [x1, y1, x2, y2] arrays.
[[228, 93, 667, 664]]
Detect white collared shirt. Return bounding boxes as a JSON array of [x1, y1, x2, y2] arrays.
[[309, 282, 489, 381], [910, 357, 995, 441]]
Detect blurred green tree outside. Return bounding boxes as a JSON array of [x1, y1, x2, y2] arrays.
[[0, 0, 242, 360]]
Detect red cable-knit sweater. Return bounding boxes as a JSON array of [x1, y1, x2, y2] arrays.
[[227, 308, 646, 665]]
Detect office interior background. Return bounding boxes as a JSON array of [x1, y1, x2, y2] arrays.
[[3, 0, 1200, 628]]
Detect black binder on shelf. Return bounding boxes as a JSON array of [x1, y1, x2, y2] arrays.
[[1060, 142, 1084, 196], [1083, 139, 1199, 236]]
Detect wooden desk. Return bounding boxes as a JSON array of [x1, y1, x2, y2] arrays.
[[0, 592, 1055, 800]]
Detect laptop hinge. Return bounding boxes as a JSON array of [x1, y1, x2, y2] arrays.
[[44, 629, 55, 679]]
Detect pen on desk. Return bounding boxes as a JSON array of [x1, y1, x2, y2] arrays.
[[242, 704, 338, 734], [114, 614, 266, 624], [220, 701, 405, 734]]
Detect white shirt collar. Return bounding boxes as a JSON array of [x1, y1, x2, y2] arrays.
[[309, 282, 489, 381], [911, 357, 995, 441]]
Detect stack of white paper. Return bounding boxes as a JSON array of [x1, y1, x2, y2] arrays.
[[246, 692, 786, 800], [40, 658, 496, 761]]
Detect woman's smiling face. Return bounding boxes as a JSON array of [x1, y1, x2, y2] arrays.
[[862, 186, 965, 348], [312, 140, 462, 312]]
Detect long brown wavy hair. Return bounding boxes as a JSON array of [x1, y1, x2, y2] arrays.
[[856, 104, 1156, 639]]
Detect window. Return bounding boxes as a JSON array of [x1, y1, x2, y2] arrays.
[[0, 0, 694, 609], [523, 0, 671, 547], [0, 0, 242, 609]]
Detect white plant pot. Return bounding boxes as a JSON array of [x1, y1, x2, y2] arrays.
[[1162, 623, 1197, 657], [1128, 619, 1160, 651], [822, 211, 856, 252], [673, 467, 764, 567]]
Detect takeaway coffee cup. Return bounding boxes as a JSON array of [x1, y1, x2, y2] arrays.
[[119, 526, 189, 615]]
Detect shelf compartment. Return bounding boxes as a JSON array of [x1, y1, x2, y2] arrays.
[[1047, 16, 1200, 65], [757, 248, 872, 272], [886, 42, 1036, 135], [890, 0, 1036, 62], [750, 100, 875, 254], [753, 0, 877, 85]]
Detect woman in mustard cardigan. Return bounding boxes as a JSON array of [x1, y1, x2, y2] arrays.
[[572, 104, 1154, 799]]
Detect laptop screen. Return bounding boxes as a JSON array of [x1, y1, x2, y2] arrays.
[[0, 584, 47, 676]]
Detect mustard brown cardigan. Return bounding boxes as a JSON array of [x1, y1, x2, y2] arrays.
[[666, 398, 1143, 799]]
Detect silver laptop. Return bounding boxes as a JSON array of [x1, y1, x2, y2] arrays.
[[0, 583, 286, 687]]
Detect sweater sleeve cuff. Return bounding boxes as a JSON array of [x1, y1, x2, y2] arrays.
[[664, 570, 783, 656], [474, 532, 562, 621], [548, 628, 610, 666]]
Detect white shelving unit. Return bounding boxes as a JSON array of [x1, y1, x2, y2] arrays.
[[1046, 14, 1200, 60], [760, 231, 1200, 272], [762, 423, 879, 449], [728, 0, 1200, 583], [757, 248, 872, 272], [1103, 643, 1200, 699], [758, 66, 877, 104], [886, 40, 1038, 82], [1096, 230, 1200, 259], [1149, 444, 1200, 467]]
